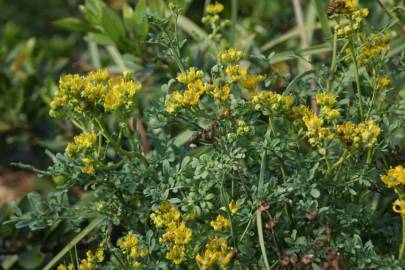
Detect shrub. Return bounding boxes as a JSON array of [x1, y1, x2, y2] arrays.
[[5, 0, 405, 269]]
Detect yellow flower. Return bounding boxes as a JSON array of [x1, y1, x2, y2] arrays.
[[173, 222, 192, 245], [210, 215, 230, 231], [211, 84, 231, 101], [219, 48, 244, 64], [196, 237, 234, 269], [343, 0, 358, 11], [251, 91, 294, 115], [206, 2, 224, 14], [359, 33, 390, 65], [337, 120, 381, 148], [104, 88, 123, 111], [79, 250, 97, 270], [81, 158, 95, 174], [316, 93, 337, 107], [65, 132, 97, 157], [95, 248, 104, 263], [150, 201, 181, 228], [239, 74, 265, 91], [381, 166, 405, 188], [393, 199, 405, 216], [165, 245, 186, 265], [160, 221, 192, 245], [87, 69, 109, 81], [117, 231, 148, 261], [228, 201, 240, 215], [117, 231, 139, 251], [225, 65, 247, 82], [165, 91, 183, 113], [377, 76, 391, 90], [321, 107, 341, 121], [177, 67, 203, 84], [50, 70, 141, 116], [57, 264, 74, 270], [182, 79, 206, 106], [289, 105, 311, 121]]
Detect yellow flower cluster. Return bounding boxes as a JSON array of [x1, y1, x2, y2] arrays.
[[165, 67, 207, 113], [219, 48, 244, 64], [343, 0, 358, 12], [65, 132, 97, 174], [219, 48, 265, 92], [177, 67, 203, 84], [150, 202, 192, 265], [393, 199, 405, 216], [104, 76, 142, 111], [228, 201, 240, 215], [150, 201, 181, 227], [117, 231, 148, 269], [79, 249, 104, 270], [225, 64, 247, 82], [381, 166, 405, 216], [334, 8, 369, 36], [376, 76, 391, 90], [289, 105, 312, 121], [206, 2, 224, 14], [202, 2, 227, 40], [381, 166, 405, 188], [57, 264, 74, 270], [251, 91, 294, 116], [239, 74, 265, 93], [210, 215, 231, 231], [303, 114, 335, 146], [316, 93, 337, 107], [65, 132, 97, 157], [227, 119, 252, 140], [196, 237, 234, 269], [316, 92, 340, 121], [81, 157, 95, 175], [336, 119, 381, 148], [359, 33, 390, 65], [210, 84, 231, 101], [50, 70, 142, 117]]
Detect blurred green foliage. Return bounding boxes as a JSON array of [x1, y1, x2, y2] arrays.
[[0, 0, 404, 269]]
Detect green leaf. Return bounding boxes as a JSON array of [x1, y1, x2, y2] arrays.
[[310, 189, 321, 198], [18, 246, 45, 269], [312, 0, 332, 41], [134, 0, 149, 40], [1, 255, 18, 270], [84, 33, 114, 46], [102, 7, 125, 43], [53, 18, 94, 32]]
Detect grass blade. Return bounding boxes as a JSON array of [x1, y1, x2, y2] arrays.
[[312, 0, 332, 41], [43, 218, 102, 270], [269, 43, 331, 64]]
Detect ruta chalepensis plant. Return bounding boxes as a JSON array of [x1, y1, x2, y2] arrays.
[[6, 0, 405, 269]]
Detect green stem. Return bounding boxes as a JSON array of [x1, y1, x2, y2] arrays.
[[326, 30, 338, 92], [257, 208, 271, 270], [349, 35, 364, 121], [231, 0, 237, 46], [399, 215, 405, 260], [95, 118, 148, 167], [268, 117, 277, 137]]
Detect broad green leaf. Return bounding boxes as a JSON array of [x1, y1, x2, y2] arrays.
[[102, 7, 125, 43], [53, 18, 94, 32], [18, 246, 45, 269], [134, 0, 149, 40]]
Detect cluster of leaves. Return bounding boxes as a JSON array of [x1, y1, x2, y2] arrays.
[[2, 0, 405, 269]]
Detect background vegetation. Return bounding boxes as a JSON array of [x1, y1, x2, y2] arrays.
[[0, 0, 404, 269]]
